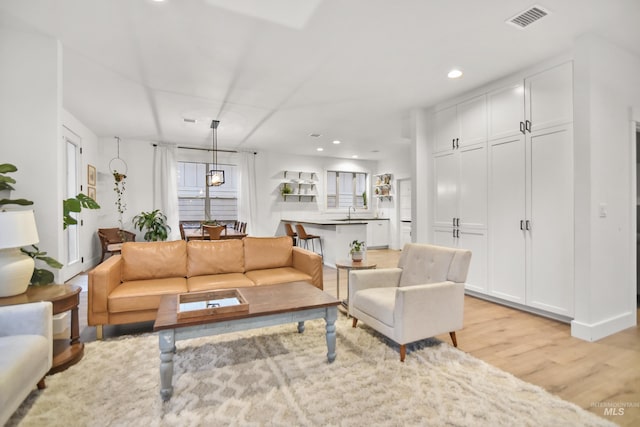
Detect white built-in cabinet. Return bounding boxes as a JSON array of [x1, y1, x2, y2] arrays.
[[433, 95, 488, 292], [367, 220, 389, 248], [433, 60, 574, 318]]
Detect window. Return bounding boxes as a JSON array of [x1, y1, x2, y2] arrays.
[[326, 171, 368, 209], [177, 161, 238, 223]]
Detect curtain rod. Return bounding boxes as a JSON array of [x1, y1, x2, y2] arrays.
[[151, 144, 256, 154]]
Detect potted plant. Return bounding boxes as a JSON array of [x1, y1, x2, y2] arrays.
[[281, 183, 293, 196], [132, 209, 171, 241], [349, 239, 365, 262], [113, 171, 127, 230]]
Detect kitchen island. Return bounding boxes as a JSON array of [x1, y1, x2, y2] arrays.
[[279, 218, 387, 268]]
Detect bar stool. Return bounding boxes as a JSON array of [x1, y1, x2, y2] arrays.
[[295, 224, 323, 257], [284, 223, 297, 246]]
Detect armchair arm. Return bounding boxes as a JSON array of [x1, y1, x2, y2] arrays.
[[88, 255, 123, 325], [393, 281, 465, 344], [349, 268, 402, 297], [292, 247, 324, 289], [0, 301, 53, 339], [121, 230, 136, 242]]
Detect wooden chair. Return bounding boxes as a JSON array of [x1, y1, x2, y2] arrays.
[[239, 222, 247, 234], [179, 223, 186, 240], [97, 228, 136, 262], [284, 223, 297, 246], [203, 225, 225, 240], [295, 224, 323, 257]]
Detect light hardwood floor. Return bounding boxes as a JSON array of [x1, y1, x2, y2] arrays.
[[71, 249, 640, 425]]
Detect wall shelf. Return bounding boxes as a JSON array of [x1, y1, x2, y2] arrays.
[[281, 170, 317, 201], [374, 173, 393, 201]]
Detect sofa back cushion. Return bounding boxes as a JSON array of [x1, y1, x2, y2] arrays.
[[397, 243, 470, 287], [243, 236, 293, 271], [187, 240, 245, 277], [121, 240, 187, 281]]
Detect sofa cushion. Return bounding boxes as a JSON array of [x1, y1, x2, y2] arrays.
[[122, 240, 187, 281], [245, 267, 312, 287], [187, 240, 244, 277], [187, 273, 255, 292], [352, 287, 397, 327], [243, 236, 293, 271], [109, 278, 188, 313]]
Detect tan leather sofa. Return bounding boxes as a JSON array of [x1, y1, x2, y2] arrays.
[[88, 236, 323, 339]]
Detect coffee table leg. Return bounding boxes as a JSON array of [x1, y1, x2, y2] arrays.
[[159, 329, 176, 401], [325, 306, 337, 363], [297, 321, 305, 333]]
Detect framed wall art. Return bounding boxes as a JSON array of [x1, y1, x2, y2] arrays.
[[88, 164, 96, 186]]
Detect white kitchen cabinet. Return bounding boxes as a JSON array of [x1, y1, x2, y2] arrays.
[[487, 61, 573, 140], [434, 227, 486, 292], [434, 95, 487, 153], [433, 143, 487, 229], [488, 124, 573, 316], [367, 220, 389, 248]]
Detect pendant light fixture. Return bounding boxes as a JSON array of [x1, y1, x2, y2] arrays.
[[206, 120, 225, 186]]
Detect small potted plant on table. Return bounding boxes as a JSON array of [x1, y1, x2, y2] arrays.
[[350, 240, 365, 262]]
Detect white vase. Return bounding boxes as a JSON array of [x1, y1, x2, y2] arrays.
[[351, 251, 363, 262]]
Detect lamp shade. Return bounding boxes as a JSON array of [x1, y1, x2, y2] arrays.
[[0, 210, 39, 249]]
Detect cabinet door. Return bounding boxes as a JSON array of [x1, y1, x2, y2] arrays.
[[434, 105, 458, 152], [458, 144, 487, 229], [368, 220, 389, 248], [458, 95, 487, 147], [433, 151, 458, 227], [488, 135, 526, 303], [488, 82, 525, 140], [526, 61, 573, 132], [458, 229, 487, 293], [526, 124, 574, 316], [433, 227, 456, 248]]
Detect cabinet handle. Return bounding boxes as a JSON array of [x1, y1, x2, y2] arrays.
[[452, 138, 455, 150], [453, 217, 456, 227], [456, 229, 460, 238], [520, 220, 524, 230], [456, 217, 460, 227], [525, 120, 531, 133], [519, 122, 525, 134], [452, 229, 456, 238], [456, 138, 459, 149], [526, 220, 531, 230]]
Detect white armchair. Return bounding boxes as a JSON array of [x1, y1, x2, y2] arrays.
[[349, 243, 471, 361], [0, 301, 53, 425]]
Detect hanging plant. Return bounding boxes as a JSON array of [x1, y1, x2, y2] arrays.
[[113, 170, 127, 229]]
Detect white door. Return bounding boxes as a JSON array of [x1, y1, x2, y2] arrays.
[[488, 135, 526, 303], [433, 151, 458, 227], [458, 94, 487, 147], [64, 128, 84, 279], [398, 178, 412, 247], [525, 61, 573, 133], [434, 105, 458, 153], [488, 82, 525, 140], [458, 144, 487, 229], [526, 124, 574, 316]]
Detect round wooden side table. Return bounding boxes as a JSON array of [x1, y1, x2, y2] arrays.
[[0, 284, 84, 374], [335, 259, 377, 314]]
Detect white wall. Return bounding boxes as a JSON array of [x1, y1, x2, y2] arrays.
[[410, 108, 431, 244], [0, 24, 65, 282], [572, 34, 640, 340], [377, 142, 412, 249]]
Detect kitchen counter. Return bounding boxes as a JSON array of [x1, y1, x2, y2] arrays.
[[279, 218, 387, 268]]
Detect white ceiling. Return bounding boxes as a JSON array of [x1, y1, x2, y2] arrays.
[[2, 0, 639, 160]]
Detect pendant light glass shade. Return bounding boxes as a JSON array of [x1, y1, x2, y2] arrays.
[[206, 120, 225, 187]]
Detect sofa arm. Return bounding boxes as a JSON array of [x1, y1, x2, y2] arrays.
[[349, 268, 403, 297], [0, 301, 52, 340], [393, 281, 465, 343], [88, 255, 123, 325], [292, 247, 324, 289]]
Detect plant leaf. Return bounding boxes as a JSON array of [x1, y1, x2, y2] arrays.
[[75, 192, 100, 209], [0, 163, 17, 174], [0, 198, 33, 206], [30, 269, 55, 285], [35, 255, 63, 269]]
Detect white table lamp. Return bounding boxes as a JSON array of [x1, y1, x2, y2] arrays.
[[0, 210, 40, 297]]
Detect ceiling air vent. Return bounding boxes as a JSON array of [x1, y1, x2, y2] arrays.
[[183, 118, 197, 124], [506, 5, 550, 29]]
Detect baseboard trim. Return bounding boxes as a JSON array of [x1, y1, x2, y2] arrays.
[[464, 290, 573, 324], [571, 311, 637, 342]]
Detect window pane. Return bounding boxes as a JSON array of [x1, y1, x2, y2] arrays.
[[177, 161, 238, 222], [326, 170, 368, 209]]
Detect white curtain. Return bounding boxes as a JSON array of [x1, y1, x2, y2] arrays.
[[237, 151, 257, 234], [153, 143, 180, 241]]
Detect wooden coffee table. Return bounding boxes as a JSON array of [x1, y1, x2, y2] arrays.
[[153, 281, 340, 401]]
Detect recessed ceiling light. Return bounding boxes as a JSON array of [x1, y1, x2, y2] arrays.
[[448, 69, 463, 79], [316, 147, 324, 152], [333, 140, 341, 144], [352, 155, 358, 158]]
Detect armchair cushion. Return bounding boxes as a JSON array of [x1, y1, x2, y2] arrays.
[[352, 287, 396, 327], [398, 244, 468, 287]]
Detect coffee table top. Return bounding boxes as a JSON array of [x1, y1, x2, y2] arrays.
[[154, 281, 339, 331]]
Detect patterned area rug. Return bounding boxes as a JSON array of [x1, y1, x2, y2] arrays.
[[10, 315, 614, 426]]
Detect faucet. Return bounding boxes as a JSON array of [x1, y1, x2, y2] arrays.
[[348, 206, 356, 220]]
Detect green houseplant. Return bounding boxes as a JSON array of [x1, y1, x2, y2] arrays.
[[132, 209, 171, 241], [349, 239, 365, 262]]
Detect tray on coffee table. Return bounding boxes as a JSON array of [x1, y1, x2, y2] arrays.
[[177, 289, 248, 320]]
